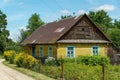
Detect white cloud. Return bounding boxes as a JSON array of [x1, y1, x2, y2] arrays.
[[96, 4, 115, 11], [60, 10, 70, 14], [18, 26, 27, 31], [76, 10, 86, 15], [3, 0, 10, 3]]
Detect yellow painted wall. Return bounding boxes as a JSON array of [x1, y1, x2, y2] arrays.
[[35, 44, 57, 58], [23, 46, 31, 55], [23, 44, 57, 58], [57, 43, 108, 58], [23, 43, 108, 59]]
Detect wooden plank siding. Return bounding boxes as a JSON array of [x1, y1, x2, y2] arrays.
[[60, 16, 107, 40]]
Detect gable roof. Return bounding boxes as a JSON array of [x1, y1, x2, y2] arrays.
[[21, 14, 111, 46]]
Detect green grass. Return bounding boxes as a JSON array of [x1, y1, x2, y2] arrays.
[[3, 61, 54, 80], [41, 63, 120, 80], [0, 54, 3, 59]]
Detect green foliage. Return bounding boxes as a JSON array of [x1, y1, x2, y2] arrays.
[[40, 62, 120, 80], [22, 54, 39, 69], [27, 13, 44, 35], [14, 52, 24, 67], [57, 56, 109, 66], [89, 10, 112, 33], [58, 15, 73, 20], [107, 28, 120, 49], [77, 56, 110, 66], [0, 10, 9, 54], [18, 13, 44, 43], [5, 39, 23, 52], [114, 19, 120, 29], [45, 57, 56, 66], [14, 52, 39, 69], [18, 29, 29, 43], [58, 12, 75, 20], [41, 65, 61, 79], [3, 50, 16, 64]]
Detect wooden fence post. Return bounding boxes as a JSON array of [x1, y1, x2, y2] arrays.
[[61, 56, 64, 80], [102, 64, 105, 80]]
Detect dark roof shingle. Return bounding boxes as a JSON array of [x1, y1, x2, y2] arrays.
[[21, 15, 82, 45]]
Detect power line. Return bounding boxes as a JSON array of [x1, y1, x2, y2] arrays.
[[41, 0, 55, 12], [54, 0, 64, 10]]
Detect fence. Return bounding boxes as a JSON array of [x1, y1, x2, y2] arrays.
[[36, 57, 120, 80]]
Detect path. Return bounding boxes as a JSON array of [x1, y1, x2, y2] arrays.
[[0, 59, 34, 80]]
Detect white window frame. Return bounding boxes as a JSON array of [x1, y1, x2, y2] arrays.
[[92, 46, 100, 55], [66, 46, 75, 58]]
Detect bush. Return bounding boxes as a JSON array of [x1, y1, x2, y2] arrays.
[[14, 52, 24, 67], [77, 56, 110, 66], [45, 57, 56, 66], [22, 54, 39, 69], [3, 50, 16, 64], [14, 52, 39, 70]]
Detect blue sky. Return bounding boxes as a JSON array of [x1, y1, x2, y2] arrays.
[[0, 0, 120, 41]]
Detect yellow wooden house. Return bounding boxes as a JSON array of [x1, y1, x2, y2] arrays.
[[21, 14, 113, 59]]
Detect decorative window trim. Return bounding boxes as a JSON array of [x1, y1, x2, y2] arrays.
[[91, 46, 100, 56], [40, 46, 44, 57], [48, 46, 53, 57], [66, 46, 75, 58]]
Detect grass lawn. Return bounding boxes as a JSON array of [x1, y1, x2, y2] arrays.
[[40, 63, 120, 80], [0, 54, 3, 59], [3, 61, 54, 80]]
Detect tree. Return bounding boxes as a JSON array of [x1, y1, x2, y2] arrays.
[[27, 13, 44, 35], [114, 19, 120, 29], [18, 29, 29, 43], [18, 13, 44, 43], [107, 28, 120, 49], [89, 10, 112, 33], [58, 13, 75, 20], [0, 10, 9, 54], [58, 15, 73, 20]]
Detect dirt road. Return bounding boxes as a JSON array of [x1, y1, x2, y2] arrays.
[[0, 59, 34, 80]]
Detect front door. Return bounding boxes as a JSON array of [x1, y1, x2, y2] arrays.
[[48, 46, 53, 57], [32, 46, 35, 57]]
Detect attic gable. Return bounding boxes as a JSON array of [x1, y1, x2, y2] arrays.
[[58, 14, 110, 42]]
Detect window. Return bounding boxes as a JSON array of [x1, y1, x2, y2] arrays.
[[66, 46, 75, 58], [40, 46, 44, 57], [48, 46, 53, 57], [92, 46, 99, 55], [82, 28, 85, 31], [54, 27, 65, 32]]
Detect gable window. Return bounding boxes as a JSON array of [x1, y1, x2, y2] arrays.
[[92, 46, 99, 55], [40, 46, 44, 57], [66, 46, 75, 58], [48, 46, 53, 57]]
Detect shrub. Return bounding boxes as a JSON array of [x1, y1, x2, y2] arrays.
[[3, 50, 16, 64], [77, 56, 110, 66], [14, 52, 24, 67], [22, 54, 39, 69], [45, 57, 56, 66]]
